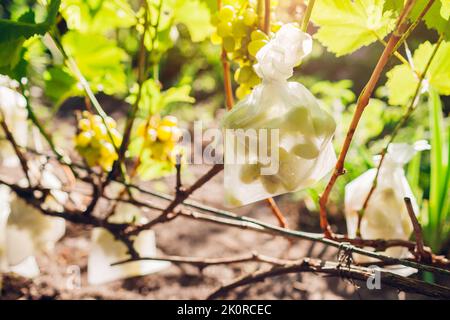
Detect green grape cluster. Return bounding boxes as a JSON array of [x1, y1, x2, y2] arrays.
[[75, 111, 122, 171], [135, 115, 183, 165], [238, 105, 336, 194], [212, 4, 282, 99]]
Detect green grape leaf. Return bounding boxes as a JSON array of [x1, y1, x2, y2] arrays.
[[0, 0, 60, 42], [44, 66, 79, 106], [130, 79, 194, 116], [383, 0, 404, 14], [162, 85, 196, 106], [442, 0, 450, 19], [311, 0, 396, 57], [410, 0, 450, 39], [174, 0, 214, 42], [62, 31, 129, 95], [386, 40, 450, 105], [60, 0, 136, 34], [385, 64, 417, 106], [137, 157, 175, 180], [0, 1, 60, 68]]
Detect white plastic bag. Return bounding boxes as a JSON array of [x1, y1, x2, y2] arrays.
[[345, 141, 430, 261], [0, 79, 28, 165], [88, 202, 170, 285], [222, 24, 336, 207], [0, 163, 66, 278]]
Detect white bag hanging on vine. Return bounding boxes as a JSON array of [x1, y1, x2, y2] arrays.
[[0, 79, 28, 165], [222, 24, 337, 207], [88, 201, 170, 285], [0, 162, 66, 278], [345, 141, 430, 262]]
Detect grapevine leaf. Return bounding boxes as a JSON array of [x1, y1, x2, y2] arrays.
[[0, 0, 60, 68], [0, 0, 60, 42], [385, 64, 417, 106], [131, 79, 194, 116], [410, 0, 450, 40], [44, 66, 79, 106], [386, 40, 450, 105], [62, 31, 128, 95], [162, 85, 196, 106], [174, 0, 214, 42], [311, 0, 396, 57], [60, 0, 136, 34], [383, 0, 404, 14], [440, 0, 450, 19]]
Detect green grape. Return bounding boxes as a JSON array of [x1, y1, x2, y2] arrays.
[[157, 125, 173, 142], [92, 115, 103, 124], [291, 142, 319, 159], [100, 142, 115, 158], [243, 8, 257, 26], [219, 5, 235, 22], [250, 30, 268, 41], [225, 192, 242, 207], [232, 16, 247, 38], [239, 163, 260, 184], [110, 128, 122, 146], [271, 21, 283, 32], [247, 71, 261, 87], [75, 111, 121, 171], [261, 175, 281, 194], [230, 50, 245, 65], [210, 32, 222, 45], [237, 65, 253, 84], [210, 15, 220, 26], [312, 113, 336, 137], [236, 84, 251, 100], [248, 40, 267, 57], [78, 118, 91, 131], [223, 36, 236, 52], [76, 132, 92, 147], [285, 106, 312, 133], [277, 148, 301, 191], [217, 21, 233, 37], [93, 123, 107, 138], [105, 116, 116, 129]]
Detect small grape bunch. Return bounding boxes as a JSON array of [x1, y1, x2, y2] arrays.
[[75, 111, 122, 171], [134, 115, 183, 165], [211, 3, 277, 99]]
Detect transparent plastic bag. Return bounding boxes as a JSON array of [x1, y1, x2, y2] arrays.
[[222, 24, 336, 207], [345, 141, 430, 262], [88, 202, 170, 285]]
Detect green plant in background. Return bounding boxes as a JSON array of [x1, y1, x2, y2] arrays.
[[420, 90, 450, 253]]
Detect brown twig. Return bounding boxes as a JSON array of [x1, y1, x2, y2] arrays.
[[207, 257, 450, 300], [393, 0, 436, 53], [177, 209, 450, 276], [404, 197, 431, 262], [175, 154, 183, 194], [112, 252, 291, 268], [266, 197, 288, 228], [263, 0, 270, 34], [127, 164, 224, 235], [319, 0, 419, 237]]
